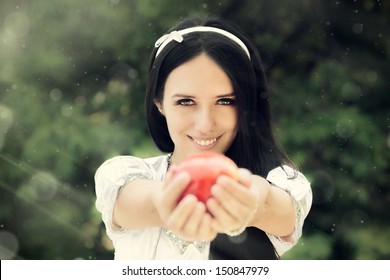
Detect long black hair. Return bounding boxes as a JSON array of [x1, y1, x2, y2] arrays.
[[145, 15, 293, 259]]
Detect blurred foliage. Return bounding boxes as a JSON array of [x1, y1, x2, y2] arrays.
[[0, 0, 389, 260]]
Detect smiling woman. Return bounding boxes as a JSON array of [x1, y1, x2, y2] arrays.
[[154, 54, 238, 162], [94, 15, 312, 260]]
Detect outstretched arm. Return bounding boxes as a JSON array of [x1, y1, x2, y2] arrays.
[[207, 168, 296, 238], [114, 166, 218, 241]]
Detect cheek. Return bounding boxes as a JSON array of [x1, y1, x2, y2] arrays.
[[164, 110, 188, 135], [219, 108, 238, 131]]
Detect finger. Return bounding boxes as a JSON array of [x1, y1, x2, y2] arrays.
[[205, 198, 224, 231], [206, 197, 240, 231], [163, 171, 191, 204], [210, 180, 248, 219], [181, 202, 206, 236], [237, 168, 252, 187], [166, 194, 197, 231], [198, 213, 217, 241], [215, 175, 254, 206]]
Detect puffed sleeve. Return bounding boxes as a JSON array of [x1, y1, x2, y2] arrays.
[[265, 165, 312, 256], [94, 156, 153, 235]]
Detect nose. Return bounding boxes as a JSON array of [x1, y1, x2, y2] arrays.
[[194, 106, 215, 133]]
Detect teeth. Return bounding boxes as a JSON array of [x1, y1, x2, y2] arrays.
[[193, 138, 217, 146]]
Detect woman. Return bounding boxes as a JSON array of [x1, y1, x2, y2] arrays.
[[95, 15, 312, 259]]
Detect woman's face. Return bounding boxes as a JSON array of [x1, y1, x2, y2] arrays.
[[155, 54, 238, 164]]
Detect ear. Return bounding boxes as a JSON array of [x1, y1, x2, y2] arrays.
[[154, 100, 165, 115]]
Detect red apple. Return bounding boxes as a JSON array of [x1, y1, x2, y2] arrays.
[[174, 152, 238, 203]]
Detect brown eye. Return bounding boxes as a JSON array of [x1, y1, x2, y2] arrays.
[[218, 98, 235, 105], [175, 99, 194, 106]]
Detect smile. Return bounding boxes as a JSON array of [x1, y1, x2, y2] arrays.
[[191, 137, 217, 146]]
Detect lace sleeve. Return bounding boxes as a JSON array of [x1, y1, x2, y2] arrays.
[[265, 165, 312, 256]]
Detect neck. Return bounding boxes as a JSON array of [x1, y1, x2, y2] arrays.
[[168, 151, 186, 166]]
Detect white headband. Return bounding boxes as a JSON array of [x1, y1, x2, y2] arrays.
[[154, 26, 251, 59]]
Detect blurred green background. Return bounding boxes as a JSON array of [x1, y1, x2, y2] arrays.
[[0, 0, 389, 260]]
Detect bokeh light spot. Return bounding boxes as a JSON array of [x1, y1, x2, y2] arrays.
[[0, 230, 19, 260]]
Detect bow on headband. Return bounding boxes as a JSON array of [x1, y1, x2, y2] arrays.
[[155, 30, 183, 48]]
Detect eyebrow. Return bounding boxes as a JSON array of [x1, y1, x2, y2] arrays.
[[216, 93, 235, 98], [171, 93, 235, 99], [171, 94, 195, 99]]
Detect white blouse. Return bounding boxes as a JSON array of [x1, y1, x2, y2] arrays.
[[94, 155, 312, 260]]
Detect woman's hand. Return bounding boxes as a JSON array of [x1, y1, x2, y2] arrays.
[[152, 166, 217, 242], [206, 168, 270, 235]]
